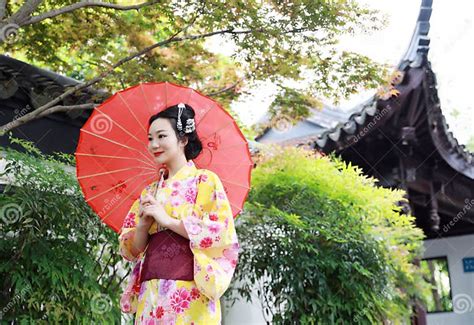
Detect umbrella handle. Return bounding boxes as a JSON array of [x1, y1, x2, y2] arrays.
[[152, 168, 167, 199]]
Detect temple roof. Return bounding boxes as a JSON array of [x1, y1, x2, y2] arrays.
[[255, 0, 474, 180]]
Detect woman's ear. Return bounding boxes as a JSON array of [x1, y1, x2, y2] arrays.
[[180, 136, 189, 148]]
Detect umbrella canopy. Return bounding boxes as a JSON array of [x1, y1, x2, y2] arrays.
[[75, 82, 252, 233]]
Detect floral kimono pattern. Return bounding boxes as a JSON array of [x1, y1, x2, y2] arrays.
[[118, 160, 239, 324]]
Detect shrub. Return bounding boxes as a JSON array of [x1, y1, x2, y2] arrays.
[[0, 137, 126, 323], [231, 146, 428, 324]]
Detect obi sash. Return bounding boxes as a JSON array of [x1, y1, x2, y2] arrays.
[[140, 229, 194, 283]]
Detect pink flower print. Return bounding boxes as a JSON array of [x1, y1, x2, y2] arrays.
[[187, 223, 202, 236], [138, 282, 146, 299], [152, 306, 164, 319], [184, 187, 197, 204], [200, 237, 213, 248], [199, 174, 208, 183], [208, 299, 216, 313], [223, 248, 238, 260], [218, 192, 226, 199], [190, 287, 200, 300], [205, 274, 210, 281], [209, 223, 221, 234], [171, 190, 179, 196], [224, 217, 229, 228], [215, 257, 233, 273], [206, 264, 214, 273], [215, 235, 221, 242], [159, 279, 174, 296], [170, 288, 191, 313], [171, 198, 181, 207], [172, 181, 180, 188], [209, 213, 218, 221], [231, 259, 238, 268], [123, 212, 136, 228]]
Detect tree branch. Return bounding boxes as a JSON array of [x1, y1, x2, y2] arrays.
[[0, 22, 313, 135], [23, 0, 163, 26], [0, 0, 7, 20], [9, 0, 42, 25], [206, 80, 242, 97], [110, 268, 131, 292], [37, 103, 98, 118]]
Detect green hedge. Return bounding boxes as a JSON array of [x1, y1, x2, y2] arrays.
[[0, 137, 127, 323], [231, 146, 428, 324]]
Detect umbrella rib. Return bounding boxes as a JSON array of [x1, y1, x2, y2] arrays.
[[86, 171, 156, 203], [195, 104, 213, 128], [219, 178, 251, 189], [118, 92, 147, 134], [80, 129, 154, 165], [101, 175, 155, 223], [210, 142, 250, 151], [94, 108, 153, 162], [229, 201, 242, 215], [139, 84, 155, 118], [204, 160, 253, 167], [78, 166, 156, 179], [76, 153, 156, 169], [199, 120, 236, 142]]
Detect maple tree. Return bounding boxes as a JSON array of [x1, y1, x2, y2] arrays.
[[1, 0, 387, 138]]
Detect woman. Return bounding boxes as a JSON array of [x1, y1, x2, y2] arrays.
[[118, 103, 239, 324]]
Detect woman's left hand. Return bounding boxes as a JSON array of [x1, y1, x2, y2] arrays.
[[141, 193, 172, 228]]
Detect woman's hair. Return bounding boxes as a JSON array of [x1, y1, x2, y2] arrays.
[[148, 104, 203, 160]]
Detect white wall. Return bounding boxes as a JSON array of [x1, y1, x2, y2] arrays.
[[222, 280, 267, 325], [424, 234, 474, 325]]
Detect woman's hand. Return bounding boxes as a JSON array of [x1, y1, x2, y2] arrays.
[[137, 197, 154, 230], [140, 193, 172, 228]]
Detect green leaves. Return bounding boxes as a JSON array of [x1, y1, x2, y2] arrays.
[[3, 0, 386, 141], [0, 138, 125, 323], [231, 146, 427, 324]]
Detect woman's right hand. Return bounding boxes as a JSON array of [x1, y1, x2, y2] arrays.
[[137, 200, 154, 229]]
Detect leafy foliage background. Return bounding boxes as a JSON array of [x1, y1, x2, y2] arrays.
[[230, 146, 429, 324], [0, 137, 131, 323]]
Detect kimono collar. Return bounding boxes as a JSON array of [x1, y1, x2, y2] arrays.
[[164, 160, 196, 183]]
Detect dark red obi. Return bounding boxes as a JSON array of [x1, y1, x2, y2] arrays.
[[140, 229, 194, 283]]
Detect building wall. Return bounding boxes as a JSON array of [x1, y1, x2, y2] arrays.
[[424, 234, 474, 325], [222, 279, 267, 325]]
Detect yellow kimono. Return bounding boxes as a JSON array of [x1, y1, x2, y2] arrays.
[[118, 160, 239, 324]]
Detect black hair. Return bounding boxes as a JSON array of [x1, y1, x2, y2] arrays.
[[148, 104, 203, 160]]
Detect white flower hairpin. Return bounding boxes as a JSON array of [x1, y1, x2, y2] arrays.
[[176, 103, 195, 134]]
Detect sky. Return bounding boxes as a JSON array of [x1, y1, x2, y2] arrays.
[[205, 0, 474, 146]]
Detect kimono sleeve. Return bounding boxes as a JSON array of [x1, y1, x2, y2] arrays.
[[182, 170, 240, 301], [118, 186, 148, 262]]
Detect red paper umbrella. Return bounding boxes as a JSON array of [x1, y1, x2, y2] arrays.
[[75, 82, 253, 233]]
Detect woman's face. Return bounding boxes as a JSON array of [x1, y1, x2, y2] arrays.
[[147, 118, 187, 166]]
